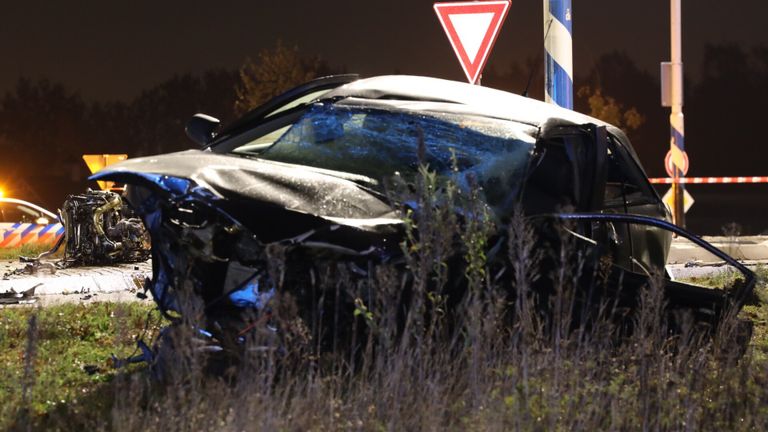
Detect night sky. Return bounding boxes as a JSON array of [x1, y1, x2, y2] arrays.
[[2, 0, 767, 101], [2, 0, 768, 234]]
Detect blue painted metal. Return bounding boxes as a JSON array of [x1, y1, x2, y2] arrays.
[[671, 127, 684, 151], [544, 0, 573, 109], [544, 51, 573, 108], [228, 277, 275, 309]]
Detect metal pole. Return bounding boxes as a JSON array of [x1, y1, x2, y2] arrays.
[[670, 0, 686, 227], [543, 0, 573, 109]]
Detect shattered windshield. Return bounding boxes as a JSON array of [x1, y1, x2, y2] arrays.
[[233, 103, 535, 209]]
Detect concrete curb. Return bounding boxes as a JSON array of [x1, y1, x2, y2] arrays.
[[669, 235, 768, 264], [1, 260, 152, 305]]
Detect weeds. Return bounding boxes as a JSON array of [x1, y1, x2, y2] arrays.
[[6, 167, 768, 430]]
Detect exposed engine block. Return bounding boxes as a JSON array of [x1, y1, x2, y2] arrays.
[[59, 189, 150, 266]]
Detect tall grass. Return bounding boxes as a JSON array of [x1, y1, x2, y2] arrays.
[[12, 168, 768, 430]]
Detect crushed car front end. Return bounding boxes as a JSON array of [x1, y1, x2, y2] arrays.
[[94, 151, 405, 361]]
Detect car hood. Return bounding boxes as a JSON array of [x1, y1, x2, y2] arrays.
[[91, 150, 401, 230]]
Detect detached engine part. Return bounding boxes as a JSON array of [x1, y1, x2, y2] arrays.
[[59, 189, 150, 266]]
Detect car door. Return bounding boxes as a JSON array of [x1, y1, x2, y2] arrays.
[[0, 200, 60, 248], [552, 212, 754, 329], [526, 122, 670, 273], [523, 121, 606, 215], [600, 135, 672, 272]]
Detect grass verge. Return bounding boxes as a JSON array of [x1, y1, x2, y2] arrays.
[[0, 302, 164, 429], [2, 265, 768, 429], [0, 243, 62, 260]]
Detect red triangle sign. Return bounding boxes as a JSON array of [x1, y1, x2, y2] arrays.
[[434, 1, 511, 84]]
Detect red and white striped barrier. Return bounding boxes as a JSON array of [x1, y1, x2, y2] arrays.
[[650, 176, 768, 185]]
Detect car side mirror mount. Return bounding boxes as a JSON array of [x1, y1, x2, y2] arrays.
[[185, 113, 221, 146]]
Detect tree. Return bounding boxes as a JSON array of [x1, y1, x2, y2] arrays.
[[576, 85, 645, 131], [0, 78, 87, 164], [234, 41, 333, 115], [125, 71, 238, 155], [0, 79, 90, 206], [575, 52, 666, 176]]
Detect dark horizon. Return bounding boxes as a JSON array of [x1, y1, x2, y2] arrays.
[[2, 1, 767, 235], [2, 0, 767, 101]]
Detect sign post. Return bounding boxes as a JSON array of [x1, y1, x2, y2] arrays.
[[661, 0, 687, 227], [543, 0, 573, 109], [433, 1, 511, 85]]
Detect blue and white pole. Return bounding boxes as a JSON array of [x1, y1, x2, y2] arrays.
[[543, 0, 573, 109]]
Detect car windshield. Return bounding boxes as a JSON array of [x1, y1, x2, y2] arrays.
[[232, 103, 535, 210]]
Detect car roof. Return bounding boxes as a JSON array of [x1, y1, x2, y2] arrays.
[[0, 197, 58, 220], [324, 75, 609, 128], [323, 75, 643, 163], [216, 74, 642, 165]]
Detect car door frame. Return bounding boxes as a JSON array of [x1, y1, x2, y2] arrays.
[[209, 74, 360, 149]]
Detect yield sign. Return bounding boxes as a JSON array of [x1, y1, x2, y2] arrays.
[[434, 1, 511, 85]]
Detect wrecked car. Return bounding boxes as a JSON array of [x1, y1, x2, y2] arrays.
[[17, 189, 151, 267], [92, 75, 755, 363], [55, 189, 151, 266]]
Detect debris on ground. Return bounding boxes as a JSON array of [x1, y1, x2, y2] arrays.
[[0, 284, 39, 304], [14, 189, 151, 272]]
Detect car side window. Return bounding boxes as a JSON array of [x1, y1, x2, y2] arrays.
[[522, 140, 580, 214], [603, 137, 657, 208], [0, 203, 37, 223]]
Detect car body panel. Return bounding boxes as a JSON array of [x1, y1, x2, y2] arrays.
[[91, 75, 750, 357], [0, 198, 63, 248], [92, 150, 400, 238]]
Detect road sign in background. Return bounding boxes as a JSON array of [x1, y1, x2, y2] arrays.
[[434, 1, 511, 85], [664, 148, 689, 177], [662, 187, 694, 214], [82, 154, 128, 191]]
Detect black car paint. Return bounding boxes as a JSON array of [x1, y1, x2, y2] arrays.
[[92, 75, 754, 361]]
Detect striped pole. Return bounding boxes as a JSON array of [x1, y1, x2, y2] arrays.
[[669, 0, 686, 227], [543, 0, 573, 109]]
